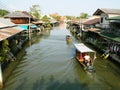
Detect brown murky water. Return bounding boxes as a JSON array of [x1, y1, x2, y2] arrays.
[[2, 23, 120, 90]]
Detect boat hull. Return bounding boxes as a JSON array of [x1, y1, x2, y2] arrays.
[[66, 35, 72, 44], [76, 57, 95, 73]]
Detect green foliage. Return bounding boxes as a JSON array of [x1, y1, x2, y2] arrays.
[[52, 16, 61, 21], [30, 5, 41, 20], [41, 15, 50, 22], [66, 16, 75, 20], [66, 14, 88, 20], [0, 56, 4, 62], [54, 16, 60, 21], [80, 12, 88, 19], [2, 39, 9, 46], [0, 39, 10, 62], [0, 9, 9, 17], [76, 16, 81, 20], [66, 16, 72, 20]]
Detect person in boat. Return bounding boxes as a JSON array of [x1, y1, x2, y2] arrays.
[[66, 35, 72, 44], [84, 54, 91, 66], [66, 35, 71, 39]]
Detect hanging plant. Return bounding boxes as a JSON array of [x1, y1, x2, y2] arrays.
[[1, 46, 9, 54], [1, 39, 10, 62], [0, 56, 4, 62], [2, 39, 9, 46]]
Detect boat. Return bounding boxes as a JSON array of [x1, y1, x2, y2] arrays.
[[66, 34, 72, 44], [74, 43, 96, 72]]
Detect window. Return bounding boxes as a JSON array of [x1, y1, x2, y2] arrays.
[[101, 17, 103, 23]]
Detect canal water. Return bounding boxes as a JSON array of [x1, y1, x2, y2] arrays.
[[2, 23, 120, 90]]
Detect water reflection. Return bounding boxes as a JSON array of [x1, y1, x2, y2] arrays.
[[2, 23, 120, 90]]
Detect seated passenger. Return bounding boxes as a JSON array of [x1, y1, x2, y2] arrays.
[[84, 54, 91, 65]]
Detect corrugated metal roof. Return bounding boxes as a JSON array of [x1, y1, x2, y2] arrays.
[[82, 17, 100, 25], [0, 18, 16, 28], [101, 8, 120, 14], [4, 11, 33, 18], [74, 43, 95, 53], [93, 8, 120, 15], [0, 27, 23, 41], [0, 18, 24, 41]]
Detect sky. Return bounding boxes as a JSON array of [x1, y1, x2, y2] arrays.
[[0, 0, 120, 16]]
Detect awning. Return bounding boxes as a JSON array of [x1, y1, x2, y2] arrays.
[[108, 16, 120, 23], [108, 16, 120, 20], [86, 28, 100, 33], [74, 43, 95, 53], [18, 25, 28, 30], [0, 27, 23, 41], [18, 24, 37, 30], [99, 33, 120, 43]]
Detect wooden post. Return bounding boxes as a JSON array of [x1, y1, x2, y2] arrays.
[[28, 16, 31, 40], [0, 63, 3, 89]]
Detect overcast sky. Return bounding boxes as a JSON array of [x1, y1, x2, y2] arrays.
[[1, 0, 120, 16]]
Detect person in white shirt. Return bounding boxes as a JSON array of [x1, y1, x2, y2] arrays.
[[84, 54, 91, 65]]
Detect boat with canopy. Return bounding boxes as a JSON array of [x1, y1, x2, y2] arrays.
[[66, 34, 72, 44], [74, 43, 96, 72]]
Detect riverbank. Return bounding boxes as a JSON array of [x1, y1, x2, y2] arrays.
[[0, 23, 120, 90], [67, 22, 120, 64], [1, 22, 60, 88]]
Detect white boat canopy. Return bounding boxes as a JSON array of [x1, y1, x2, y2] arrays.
[[74, 43, 95, 53]]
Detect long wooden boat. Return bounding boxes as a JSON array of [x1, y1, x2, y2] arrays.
[[66, 35, 72, 44], [74, 43, 96, 72]]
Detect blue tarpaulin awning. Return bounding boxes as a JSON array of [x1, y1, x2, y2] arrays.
[[18, 25, 28, 31]]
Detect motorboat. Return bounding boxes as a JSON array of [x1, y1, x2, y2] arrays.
[[66, 34, 72, 44], [74, 43, 96, 72]]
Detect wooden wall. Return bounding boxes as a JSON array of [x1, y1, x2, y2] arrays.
[[11, 18, 29, 24]]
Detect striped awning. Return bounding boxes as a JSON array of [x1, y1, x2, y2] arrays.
[[0, 27, 23, 41]]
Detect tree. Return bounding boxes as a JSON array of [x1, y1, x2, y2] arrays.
[[0, 9, 9, 17], [41, 15, 50, 22], [50, 13, 60, 21], [80, 12, 88, 19], [30, 5, 41, 20], [55, 16, 61, 21], [66, 16, 72, 20], [66, 16, 77, 20]]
